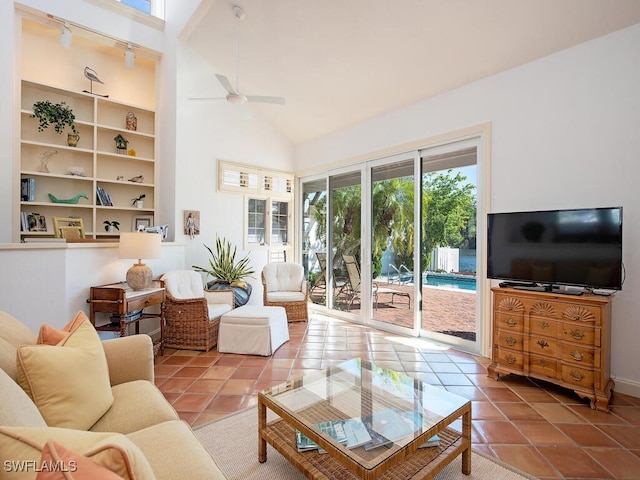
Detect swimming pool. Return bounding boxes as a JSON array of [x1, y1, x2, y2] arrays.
[[423, 273, 476, 291]]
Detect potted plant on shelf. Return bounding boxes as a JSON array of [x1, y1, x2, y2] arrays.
[[192, 236, 255, 306], [31, 100, 80, 147], [103, 220, 120, 233], [131, 194, 146, 208]]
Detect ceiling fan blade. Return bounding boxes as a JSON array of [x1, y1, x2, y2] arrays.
[[246, 95, 286, 106], [215, 74, 236, 95]]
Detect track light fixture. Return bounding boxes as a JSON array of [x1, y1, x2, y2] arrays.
[[60, 22, 72, 49], [124, 43, 135, 69]]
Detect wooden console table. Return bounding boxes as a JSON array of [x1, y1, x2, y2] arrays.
[[87, 281, 165, 355]]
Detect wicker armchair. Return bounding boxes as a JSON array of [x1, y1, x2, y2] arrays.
[[262, 262, 308, 322], [161, 270, 234, 351]]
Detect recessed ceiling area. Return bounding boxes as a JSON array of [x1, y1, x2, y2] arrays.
[[185, 0, 640, 145]]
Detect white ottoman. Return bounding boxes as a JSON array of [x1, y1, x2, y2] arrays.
[[218, 305, 289, 356]]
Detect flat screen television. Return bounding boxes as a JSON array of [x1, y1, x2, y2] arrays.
[[487, 207, 623, 290]]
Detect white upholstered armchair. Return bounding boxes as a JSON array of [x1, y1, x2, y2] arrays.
[[160, 270, 234, 351], [261, 263, 308, 322]]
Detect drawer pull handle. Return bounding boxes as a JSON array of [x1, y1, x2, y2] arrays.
[[569, 371, 584, 382], [505, 354, 516, 365], [568, 329, 585, 340], [570, 351, 584, 361], [505, 318, 517, 327], [505, 336, 516, 346], [538, 321, 550, 330], [539, 359, 547, 367], [144, 300, 151, 305], [537, 340, 549, 349]]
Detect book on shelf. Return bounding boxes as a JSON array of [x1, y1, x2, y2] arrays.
[[96, 187, 113, 206], [418, 433, 440, 448], [342, 417, 373, 449], [295, 420, 348, 452], [21, 178, 35, 202]]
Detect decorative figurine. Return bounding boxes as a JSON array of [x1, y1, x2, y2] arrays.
[[47, 193, 89, 204], [126, 111, 137, 131], [128, 175, 144, 183], [38, 149, 58, 173], [82, 67, 108, 97], [114, 134, 128, 154]]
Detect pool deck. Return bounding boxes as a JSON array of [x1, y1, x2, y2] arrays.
[[310, 282, 477, 341]]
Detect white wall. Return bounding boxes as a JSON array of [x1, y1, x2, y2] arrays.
[[174, 44, 295, 302], [295, 24, 640, 395]]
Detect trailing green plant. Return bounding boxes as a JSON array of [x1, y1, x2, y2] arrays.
[[192, 236, 254, 285], [31, 100, 78, 135], [103, 220, 120, 231]]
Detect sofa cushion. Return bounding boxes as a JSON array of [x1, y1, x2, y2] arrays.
[[90, 380, 179, 434], [36, 311, 87, 346], [16, 314, 114, 430], [0, 368, 46, 428], [0, 426, 156, 480], [37, 440, 123, 479], [0, 311, 37, 381], [126, 420, 226, 480]]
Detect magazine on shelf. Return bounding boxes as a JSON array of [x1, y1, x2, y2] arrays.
[[295, 420, 348, 452], [343, 417, 373, 449], [418, 433, 440, 448]]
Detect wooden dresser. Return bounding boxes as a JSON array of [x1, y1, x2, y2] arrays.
[[488, 287, 613, 411]]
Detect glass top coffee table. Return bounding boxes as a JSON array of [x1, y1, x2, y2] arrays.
[[258, 358, 471, 479]]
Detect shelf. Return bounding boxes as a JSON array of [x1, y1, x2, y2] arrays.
[[17, 80, 156, 242]]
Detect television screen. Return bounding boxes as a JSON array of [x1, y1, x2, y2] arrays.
[[487, 207, 623, 290]]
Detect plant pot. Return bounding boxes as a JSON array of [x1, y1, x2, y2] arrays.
[[135, 200, 143, 209], [107, 226, 114, 233], [67, 133, 79, 147], [207, 280, 252, 307]]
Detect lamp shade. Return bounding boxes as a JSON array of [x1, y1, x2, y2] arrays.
[[119, 232, 162, 260], [119, 232, 162, 290]]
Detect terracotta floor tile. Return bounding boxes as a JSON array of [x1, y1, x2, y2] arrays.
[[531, 403, 589, 423], [201, 365, 237, 379], [556, 424, 619, 447], [436, 373, 473, 386], [154, 364, 182, 377], [567, 404, 629, 425], [204, 394, 249, 413], [597, 425, 640, 449], [187, 378, 225, 394], [231, 367, 265, 379], [537, 446, 613, 478], [585, 447, 640, 479], [158, 377, 196, 393], [491, 444, 558, 477], [186, 356, 220, 367], [472, 420, 529, 444], [259, 368, 292, 382], [471, 401, 507, 420], [495, 402, 547, 422], [175, 366, 208, 378], [172, 392, 213, 412], [511, 386, 560, 403], [444, 386, 487, 401], [610, 405, 640, 425], [478, 386, 523, 402], [219, 379, 255, 395], [512, 421, 574, 446], [428, 362, 462, 373]]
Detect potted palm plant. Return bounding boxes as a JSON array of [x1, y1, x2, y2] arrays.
[[31, 100, 80, 147], [192, 236, 254, 306]]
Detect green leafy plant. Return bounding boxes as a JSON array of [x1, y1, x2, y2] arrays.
[[103, 220, 120, 231], [31, 100, 78, 135], [192, 236, 255, 285], [131, 193, 146, 206]]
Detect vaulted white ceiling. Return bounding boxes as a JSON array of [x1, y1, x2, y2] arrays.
[[185, 0, 640, 145]]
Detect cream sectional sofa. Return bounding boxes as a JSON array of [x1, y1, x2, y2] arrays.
[[0, 310, 227, 479]]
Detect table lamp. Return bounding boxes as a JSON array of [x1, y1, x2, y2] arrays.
[[119, 232, 162, 290]]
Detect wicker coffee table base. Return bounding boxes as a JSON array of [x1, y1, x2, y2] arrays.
[[261, 418, 470, 480]]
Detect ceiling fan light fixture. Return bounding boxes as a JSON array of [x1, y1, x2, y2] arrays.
[[226, 93, 247, 105]]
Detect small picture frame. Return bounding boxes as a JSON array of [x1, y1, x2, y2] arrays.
[[132, 215, 153, 232], [184, 210, 200, 237]]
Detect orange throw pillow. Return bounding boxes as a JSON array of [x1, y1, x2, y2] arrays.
[[37, 440, 123, 480], [37, 312, 88, 346]]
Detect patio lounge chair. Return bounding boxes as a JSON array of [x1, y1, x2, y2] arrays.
[[341, 254, 411, 309]]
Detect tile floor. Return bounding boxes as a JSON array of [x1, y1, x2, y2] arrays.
[[154, 314, 640, 480]]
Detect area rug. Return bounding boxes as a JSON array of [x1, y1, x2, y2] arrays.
[[194, 407, 536, 480]]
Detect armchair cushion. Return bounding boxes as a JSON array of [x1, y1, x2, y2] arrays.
[[263, 263, 305, 293], [162, 270, 205, 299], [0, 368, 46, 428], [101, 334, 155, 386], [0, 311, 36, 381], [16, 314, 114, 430], [0, 426, 155, 479]]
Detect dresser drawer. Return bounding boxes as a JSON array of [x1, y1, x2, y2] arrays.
[[529, 317, 558, 337], [561, 345, 595, 367], [561, 364, 594, 388], [528, 355, 557, 379], [529, 336, 558, 356], [496, 331, 524, 350], [495, 348, 524, 370], [560, 323, 596, 346], [126, 290, 165, 311], [495, 312, 524, 332]]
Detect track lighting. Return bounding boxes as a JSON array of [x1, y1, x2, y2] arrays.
[[124, 44, 135, 69], [60, 22, 72, 49]]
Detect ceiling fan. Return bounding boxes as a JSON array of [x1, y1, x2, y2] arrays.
[[189, 5, 285, 108]]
